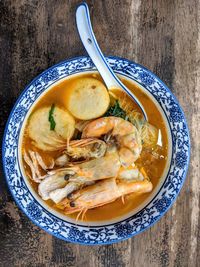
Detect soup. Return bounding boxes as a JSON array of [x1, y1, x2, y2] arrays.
[[21, 73, 168, 222]]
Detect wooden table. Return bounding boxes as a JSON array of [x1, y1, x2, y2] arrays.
[[0, 1, 199, 266]]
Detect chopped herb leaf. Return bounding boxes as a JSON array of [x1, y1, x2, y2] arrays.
[[105, 100, 127, 119], [48, 104, 56, 130]]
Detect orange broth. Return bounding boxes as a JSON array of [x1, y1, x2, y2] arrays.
[[22, 72, 168, 222]]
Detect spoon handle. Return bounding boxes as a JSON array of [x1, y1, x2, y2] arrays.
[[76, 3, 121, 89]]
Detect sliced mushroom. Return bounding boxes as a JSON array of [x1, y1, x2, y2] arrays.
[[49, 182, 80, 203], [49, 180, 95, 203], [38, 173, 67, 200]]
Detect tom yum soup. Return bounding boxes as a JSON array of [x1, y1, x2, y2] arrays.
[[21, 73, 168, 222]]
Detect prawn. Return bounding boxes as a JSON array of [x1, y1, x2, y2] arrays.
[[57, 178, 153, 216], [82, 116, 142, 166]]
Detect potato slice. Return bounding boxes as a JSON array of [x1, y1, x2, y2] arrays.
[[65, 78, 110, 120], [28, 106, 75, 151]]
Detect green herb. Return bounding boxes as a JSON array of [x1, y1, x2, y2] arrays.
[[105, 100, 127, 119], [48, 104, 56, 130]]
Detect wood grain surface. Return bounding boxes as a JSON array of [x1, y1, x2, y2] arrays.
[[0, 1, 199, 266]]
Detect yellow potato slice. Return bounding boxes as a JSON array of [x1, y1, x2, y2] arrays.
[[28, 106, 75, 151], [65, 78, 110, 120]]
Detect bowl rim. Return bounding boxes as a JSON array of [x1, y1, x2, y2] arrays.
[[2, 55, 191, 245]]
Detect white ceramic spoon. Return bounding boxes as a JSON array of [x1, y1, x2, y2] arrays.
[[76, 3, 147, 120]]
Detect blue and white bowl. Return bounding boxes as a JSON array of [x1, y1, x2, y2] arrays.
[[2, 56, 190, 245]]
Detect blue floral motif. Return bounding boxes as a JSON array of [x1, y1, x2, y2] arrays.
[[33, 79, 44, 95], [68, 227, 86, 242], [2, 56, 190, 245], [115, 223, 133, 238], [154, 196, 171, 213], [175, 151, 187, 169], [26, 202, 42, 220], [41, 69, 59, 84], [138, 71, 155, 85], [12, 106, 27, 122], [169, 105, 183, 122], [5, 156, 16, 176]]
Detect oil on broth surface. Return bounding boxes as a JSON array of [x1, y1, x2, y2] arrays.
[[22, 72, 168, 222]]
